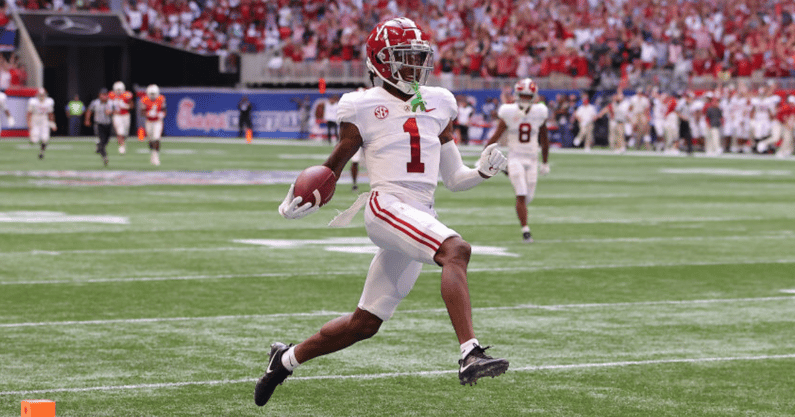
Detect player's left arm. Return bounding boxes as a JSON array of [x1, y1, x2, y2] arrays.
[[538, 105, 551, 175], [440, 120, 507, 192], [323, 121, 362, 180], [539, 123, 549, 164]]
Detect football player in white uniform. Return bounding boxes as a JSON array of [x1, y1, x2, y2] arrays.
[[484, 78, 549, 243], [255, 17, 509, 408], [0, 91, 14, 135], [27, 88, 56, 160]]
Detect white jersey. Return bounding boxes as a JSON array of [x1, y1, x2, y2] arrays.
[[0, 92, 6, 128], [753, 95, 779, 122], [337, 86, 458, 206], [497, 102, 548, 159], [630, 94, 651, 118], [27, 97, 55, 124], [323, 100, 339, 123], [574, 103, 597, 125], [727, 96, 747, 121], [652, 97, 666, 122], [614, 99, 631, 123]]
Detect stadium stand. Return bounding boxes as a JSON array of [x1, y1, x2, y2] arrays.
[[9, 0, 795, 91]]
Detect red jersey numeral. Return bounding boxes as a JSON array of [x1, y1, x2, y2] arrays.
[[518, 123, 532, 143], [403, 118, 425, 173]]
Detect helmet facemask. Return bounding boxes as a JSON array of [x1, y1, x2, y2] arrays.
[[516, 93, 534, 112], [380, 43, 433, 94], [513, 78, 538, 112]]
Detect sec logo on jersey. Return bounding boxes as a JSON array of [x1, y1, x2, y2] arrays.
[[374, 105, 389, 119]]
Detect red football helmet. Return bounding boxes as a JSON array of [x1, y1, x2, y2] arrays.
[[514, 78, 538, 112], [366, 17, 433, 95]]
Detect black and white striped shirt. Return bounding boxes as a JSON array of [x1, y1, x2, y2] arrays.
[[88, 98, 112, 125]]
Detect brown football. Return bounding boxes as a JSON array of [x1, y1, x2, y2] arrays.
[[293, 165, 336, 207]]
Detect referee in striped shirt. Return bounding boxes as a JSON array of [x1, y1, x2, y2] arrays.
[[85, 88, 113, 166]]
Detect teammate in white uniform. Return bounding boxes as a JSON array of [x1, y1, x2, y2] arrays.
[[255, 18, 509, 408], [751, 86, 779, 149], [0, 91, 14, 135], [484, 77, 549, 243], [629, 89, 651, 149], [27, 88, 56, 160], [597, 91, 630, 153], [572, 95, 597, 150]]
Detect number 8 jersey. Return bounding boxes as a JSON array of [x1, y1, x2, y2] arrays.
[[497, 102, 549, 160], [337, 86, 458, 206]]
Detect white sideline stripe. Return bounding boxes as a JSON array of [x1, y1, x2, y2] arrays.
[[1, 233, 792, 258], [2, 353, 794, 396], [3, 258, 795, 286], [1, 296, 792, 328]]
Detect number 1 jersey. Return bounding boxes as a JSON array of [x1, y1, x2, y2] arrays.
[[337, 86, 457, 205]]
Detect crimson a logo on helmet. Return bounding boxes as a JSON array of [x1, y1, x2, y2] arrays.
[[374, 105, 389, 119]]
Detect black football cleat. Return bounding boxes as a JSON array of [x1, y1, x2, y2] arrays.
[[522, 231, 533, 243], [458, 345, 509, 386], [254, 342, 293, 406]]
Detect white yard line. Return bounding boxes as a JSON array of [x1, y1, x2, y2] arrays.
[[1, 296, 791, 328], [0, 233, 792, 258], [2, 353, 794, 396], [3, 258, 795, 286]]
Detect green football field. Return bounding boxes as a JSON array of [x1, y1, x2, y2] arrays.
[[1, 137, 794, 416]]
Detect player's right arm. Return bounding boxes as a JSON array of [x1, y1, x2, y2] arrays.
[[26, 99, 33, 127], [483, 118, 507, 147], [84, 101, 94, 126], [279, 105, 362, 220], [323, 121, 362, 180]]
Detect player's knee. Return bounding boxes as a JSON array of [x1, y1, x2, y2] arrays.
[[350, 310, 382, 340], [435, 237, 471, 267]]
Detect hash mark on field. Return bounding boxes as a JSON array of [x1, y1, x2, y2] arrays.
[[2, 354, 794, 396], [1, 296, 792, 328]]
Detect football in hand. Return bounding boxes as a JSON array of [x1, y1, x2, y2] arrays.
[[293, 165, 336, 207]]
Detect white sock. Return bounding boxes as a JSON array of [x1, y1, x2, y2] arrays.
[[460, 338, 480, 359], [521, 225, 530, 233], [281, 346, 300, 371]]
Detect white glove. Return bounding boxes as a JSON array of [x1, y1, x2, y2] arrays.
[[539, 162, 550, 176], [477, 143, 508, 177], [6, 115, 14, 126], [278, 184, 320, 220], [49, 121, 57, 131]]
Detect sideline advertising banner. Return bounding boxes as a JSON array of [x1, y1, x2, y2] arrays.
[[1, 88, 37, 137], [163, 89, 332, 139], [160, 87, 584, 140]]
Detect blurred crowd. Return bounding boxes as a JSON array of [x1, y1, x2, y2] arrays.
[[573, 82, 795, 157], [0, 53, 28, 89], [460, 81, 793, 157], [5, 0, 795, 85]]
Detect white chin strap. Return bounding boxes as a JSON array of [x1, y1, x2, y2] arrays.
[[367, 59, 420, 95], [379, 74, 414, 95]]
